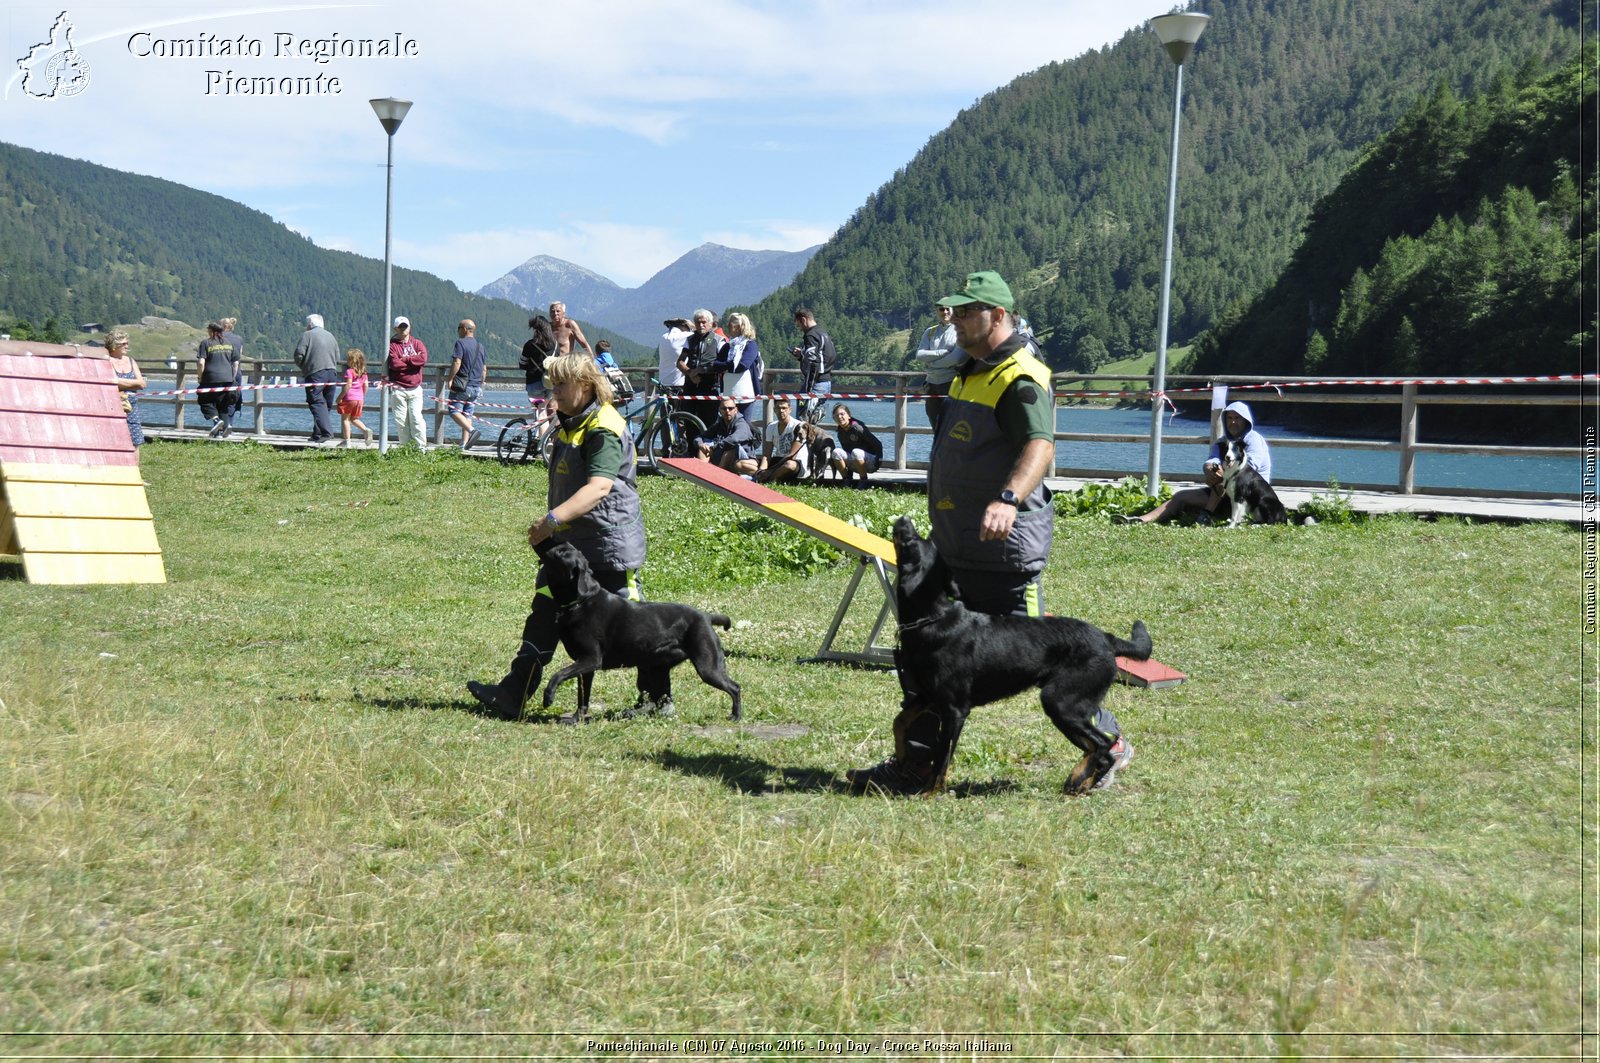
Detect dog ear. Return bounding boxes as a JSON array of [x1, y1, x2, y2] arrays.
[[571, 554, 602, 599], [533, 539, 555, 561]]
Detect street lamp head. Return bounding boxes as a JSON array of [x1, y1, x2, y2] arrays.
[[1150, 12, 1209, 65], [369, 97, 413, 136]]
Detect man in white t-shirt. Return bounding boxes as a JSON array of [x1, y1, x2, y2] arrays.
[[656, 318, 690, 394], [746, 396, 808, 483]]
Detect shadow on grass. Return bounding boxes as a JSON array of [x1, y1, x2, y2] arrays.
[[646, 748, 842, 795], [369, 694, 581, 725], [644, 748, 1024, 798]]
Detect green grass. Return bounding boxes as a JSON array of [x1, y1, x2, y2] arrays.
[[0, 442, 1589, 1058]]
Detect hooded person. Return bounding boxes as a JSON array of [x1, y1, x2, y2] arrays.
[[1134, 399, 1273, 524]]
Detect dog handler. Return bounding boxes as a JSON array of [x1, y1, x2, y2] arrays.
[[468, 354, 660, 722], [847, 270, 1132, 795], [1134, 400, 1271, 524]]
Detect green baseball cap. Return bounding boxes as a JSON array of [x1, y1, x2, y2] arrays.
[[936, 270, 1015, 312]]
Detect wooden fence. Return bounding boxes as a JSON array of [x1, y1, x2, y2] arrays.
[[136, 360, 1585, 500]]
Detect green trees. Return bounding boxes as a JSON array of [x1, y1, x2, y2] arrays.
[[740, 0, 1576, 382], [1188, 49, 1591, 382]]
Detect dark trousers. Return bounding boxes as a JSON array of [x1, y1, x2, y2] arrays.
[[199, 384, 240, 425], [304, 369, 340, 440]]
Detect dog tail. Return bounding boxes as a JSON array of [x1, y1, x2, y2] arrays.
[[1109, 620, 1152, 661], [708, 613, 733, 630]]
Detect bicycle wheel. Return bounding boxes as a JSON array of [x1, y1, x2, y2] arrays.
[[496, 418, 537, 465], [538, 421, 558, 465], [642, 411, 705, 471]]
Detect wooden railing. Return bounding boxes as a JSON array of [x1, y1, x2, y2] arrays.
[[137, 360, 1585, 499]]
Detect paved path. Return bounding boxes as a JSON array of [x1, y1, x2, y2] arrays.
[[143, 428, 1586, 525]]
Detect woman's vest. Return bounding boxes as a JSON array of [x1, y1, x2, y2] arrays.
[[927, 342, 1054, 574], [547, 400, 647, 571]]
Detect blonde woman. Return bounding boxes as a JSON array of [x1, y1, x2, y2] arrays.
[[468, 353, 657, 721], [717, 311, 763, 424], [106, 330, 146, 446]]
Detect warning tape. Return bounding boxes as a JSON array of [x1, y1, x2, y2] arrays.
[[139, 372, 1599, 408]]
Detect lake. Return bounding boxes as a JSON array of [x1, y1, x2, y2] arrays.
[[139, 386, 1580, 496]]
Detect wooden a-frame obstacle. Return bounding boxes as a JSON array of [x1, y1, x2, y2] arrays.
[[0, 341, 166, 584], [656, 458, 1185, 687]]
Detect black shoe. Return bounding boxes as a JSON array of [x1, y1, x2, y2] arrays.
[[845, 755, 939, 796], [467, 680, 523, 720], [462, 429, 480, 451]]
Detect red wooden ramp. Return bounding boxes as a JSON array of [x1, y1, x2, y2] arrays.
[[656, 458, 1186, 687]]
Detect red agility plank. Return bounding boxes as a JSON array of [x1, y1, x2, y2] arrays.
[[0, 410, 135, 451], [0, 377, 123, 417], [657, 457, 796, 505], [0, 353, 114, 384]]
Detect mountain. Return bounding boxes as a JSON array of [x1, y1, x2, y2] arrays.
[[476, 242, 821, 345], [475, 256, 625, 322], [735, 0, 1580, 378], [0, 142, 651, 366]]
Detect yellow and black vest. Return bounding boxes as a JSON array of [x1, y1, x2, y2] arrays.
[[927, 339, 1054, 573], [547, 400, 646, 572]]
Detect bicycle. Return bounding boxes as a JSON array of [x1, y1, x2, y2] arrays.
[[494, 405, 556, 466], [494, 381, 705, 473], [623, 380, 705, 472]]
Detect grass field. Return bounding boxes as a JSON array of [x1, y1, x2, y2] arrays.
[[0, 441, 1591, 1059]]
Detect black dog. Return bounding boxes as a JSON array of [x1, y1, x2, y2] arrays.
[[538, 542, 742, 722], [1219, 438, 1288, 527], [886, 517, 1151, 794]]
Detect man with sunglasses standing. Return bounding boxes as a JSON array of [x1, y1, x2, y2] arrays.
[[847, 270, 1133, 796]]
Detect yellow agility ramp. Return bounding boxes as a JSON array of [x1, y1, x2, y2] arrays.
[[657, 458, 897, 666]]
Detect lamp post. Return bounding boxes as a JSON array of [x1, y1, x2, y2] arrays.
[[370, 97, 412, 455], [1145, 11, 1208, 494]]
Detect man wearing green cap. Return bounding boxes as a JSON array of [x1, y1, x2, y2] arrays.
[[847, 270, 1131, 796]]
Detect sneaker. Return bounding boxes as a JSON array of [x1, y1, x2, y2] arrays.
[[467, 680, 523, 720], [619, 693, 655, 720], [462, 429, 480, 451], [221, 422, 234, 438], [845, 755, 939, 796], [207, 417, 226, 438], [1092, 737, 1134, 790], [1113, 514, 1143, 525], [651, 696, 676, 719]]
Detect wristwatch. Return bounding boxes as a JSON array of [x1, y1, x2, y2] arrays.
[[996, 488, 1020, 507]]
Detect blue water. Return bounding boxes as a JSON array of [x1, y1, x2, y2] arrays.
[[141, 386, 1580, 495]]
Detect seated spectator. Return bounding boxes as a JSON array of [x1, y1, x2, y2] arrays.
[[1135, 400, 1272, 524], [829, 403, 884, 488], [748, 396, 807, 483], [697, 397, 756, 471], [594, 339, 618, 370]]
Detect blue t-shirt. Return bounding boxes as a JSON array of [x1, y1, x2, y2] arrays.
[[452, 337, 486, 389]]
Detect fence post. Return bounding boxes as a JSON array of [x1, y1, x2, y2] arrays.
[[173, 360, 189, 431], [249, 360, 264, 436], [431, 364, 448, 445], [894, 376, 909, 471], [1399, 381, 1418, 494]]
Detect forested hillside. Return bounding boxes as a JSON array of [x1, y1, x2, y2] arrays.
[[0, 143, 647, 365], [1185, 49, 1592, 380], [736, 0, 1578, 374]]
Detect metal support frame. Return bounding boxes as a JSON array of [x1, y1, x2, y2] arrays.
[[801, 555, 898, 667]]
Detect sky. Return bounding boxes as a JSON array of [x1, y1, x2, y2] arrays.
[[2, 1, 1146, 292]]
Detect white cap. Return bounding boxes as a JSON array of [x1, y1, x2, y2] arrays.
[[393, 315, 410, 328]]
